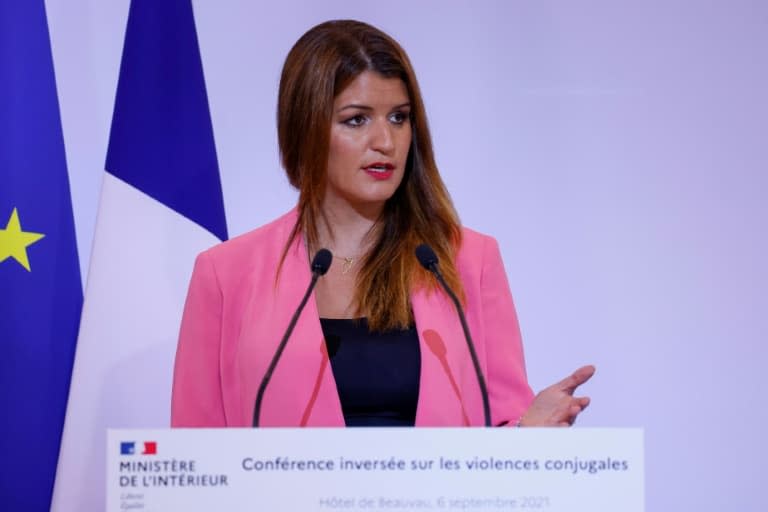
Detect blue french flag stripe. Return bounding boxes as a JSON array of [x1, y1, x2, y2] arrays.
[[105, 0, 228, 241]]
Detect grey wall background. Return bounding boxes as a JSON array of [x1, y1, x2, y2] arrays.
[[47, 0, 767, 510]]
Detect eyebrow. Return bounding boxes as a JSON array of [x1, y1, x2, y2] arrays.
[[337, 102, 411, 113]]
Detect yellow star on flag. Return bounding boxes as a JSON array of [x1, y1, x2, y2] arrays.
[[0, 208, 45, 272]]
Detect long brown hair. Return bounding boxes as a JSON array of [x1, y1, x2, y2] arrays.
[[277, 19, 464, 330]]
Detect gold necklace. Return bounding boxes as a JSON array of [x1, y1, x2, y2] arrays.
[[308, 241, 360, 275], [337, 256, 356, 275]]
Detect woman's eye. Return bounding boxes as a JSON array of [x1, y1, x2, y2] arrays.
[[344, 114, 368, 127], [389, 111, 410, 124]]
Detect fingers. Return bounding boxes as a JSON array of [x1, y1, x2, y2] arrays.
[[565, 396, 590, 426], [570, 365, 596, 387], [523, 379, 593, 427], [548, 396, 591, 427], [555, 365, 596, 393], [559, 403, 582, 427]]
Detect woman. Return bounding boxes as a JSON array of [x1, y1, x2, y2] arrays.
[[171, 20, 593, 428]]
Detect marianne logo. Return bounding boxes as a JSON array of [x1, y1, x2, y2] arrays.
[[121, 441, 158, 455]]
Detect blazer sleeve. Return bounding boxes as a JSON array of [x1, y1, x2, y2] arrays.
[[171, 251, 227, 427], [479, 236, 535, 426]]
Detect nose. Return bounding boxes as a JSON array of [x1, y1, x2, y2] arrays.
[[370, 118, 395, 154]]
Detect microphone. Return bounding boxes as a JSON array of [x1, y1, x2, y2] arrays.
[[415, 244, 491, 427], [252, 248, 332, 427]]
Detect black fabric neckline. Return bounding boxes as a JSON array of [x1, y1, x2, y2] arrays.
[[319, 316, 420, 427]]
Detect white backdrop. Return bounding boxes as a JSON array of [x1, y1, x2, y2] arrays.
[[47, 1, 767, 510]]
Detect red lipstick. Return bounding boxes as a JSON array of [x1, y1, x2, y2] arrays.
[[363, 162, 394, 180]]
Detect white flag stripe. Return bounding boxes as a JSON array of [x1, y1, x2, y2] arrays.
[[52, 173, 219, 511]]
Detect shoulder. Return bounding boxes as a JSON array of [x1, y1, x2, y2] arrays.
[[200, 209, 296, 263], [454, 226, 508, 290], [457, 226, 502, 265], [192, 209, 298, 288]]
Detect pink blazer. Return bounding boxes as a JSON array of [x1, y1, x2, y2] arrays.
[[171, 209, 533, 427]]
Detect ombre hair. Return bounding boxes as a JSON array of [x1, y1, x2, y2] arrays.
[[277, 19, 464, 330]]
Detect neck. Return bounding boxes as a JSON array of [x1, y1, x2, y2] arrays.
[[317, 198, 383, 258]]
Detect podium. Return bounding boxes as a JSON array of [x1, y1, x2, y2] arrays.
[[108, 428, 643, 511]]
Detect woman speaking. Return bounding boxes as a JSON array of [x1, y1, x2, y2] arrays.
[[171, 20, 593, 428]]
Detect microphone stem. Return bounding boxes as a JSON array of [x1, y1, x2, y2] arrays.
[[431, 265, 492, 427], [252, 272, 320, 427]]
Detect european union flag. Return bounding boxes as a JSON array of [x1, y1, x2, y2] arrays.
[[0, 2, 83, 511]]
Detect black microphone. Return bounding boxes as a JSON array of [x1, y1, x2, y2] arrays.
[[252, 248, 332, 427], [415, 244, 491, 427]]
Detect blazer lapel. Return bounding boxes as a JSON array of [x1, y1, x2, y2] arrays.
[[412, 287, 483, 426], [240, 226, 344, 427]]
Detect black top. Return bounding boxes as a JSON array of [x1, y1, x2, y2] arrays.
[[320, 318, 420, 427]]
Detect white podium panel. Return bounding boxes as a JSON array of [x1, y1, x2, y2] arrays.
[[108, 428, 643, 511]]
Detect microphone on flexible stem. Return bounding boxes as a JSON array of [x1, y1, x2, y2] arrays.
[[252, 248, 333, 427], [415, 244, 491, 427]]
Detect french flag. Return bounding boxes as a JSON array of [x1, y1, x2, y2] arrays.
[[52, 1, 227, 510]]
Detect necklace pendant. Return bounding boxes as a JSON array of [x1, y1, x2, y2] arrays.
[[341, 257, 354, 275]]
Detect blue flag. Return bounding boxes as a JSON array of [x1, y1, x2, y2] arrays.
[[106, 0, 228, 240], [0, 2, 83, 511], [52, 1, 227, 510]]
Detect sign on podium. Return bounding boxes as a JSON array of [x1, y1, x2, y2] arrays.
[[108, 428, 643, 511]]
